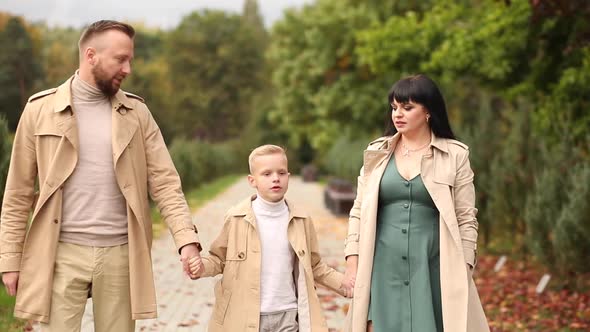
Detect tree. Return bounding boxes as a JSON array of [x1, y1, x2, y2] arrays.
[[166, 10, 266, 140], [0, 116, 12, 212], [0, 16, 43, 130], [268, 0, 387, 152]]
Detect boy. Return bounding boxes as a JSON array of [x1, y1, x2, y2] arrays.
[[189, 145, 352, 332]]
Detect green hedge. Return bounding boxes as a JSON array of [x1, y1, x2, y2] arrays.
[[169, 139, 243, 191], [321, 135, 368, 183]]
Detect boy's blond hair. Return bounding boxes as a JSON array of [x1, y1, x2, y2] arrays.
[[248, 145, 287, 173]]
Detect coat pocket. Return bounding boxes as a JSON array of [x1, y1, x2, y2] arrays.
[[213, 280, 232, 325]]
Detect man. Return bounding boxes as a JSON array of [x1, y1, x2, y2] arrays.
[[0, 20, 204, 331]]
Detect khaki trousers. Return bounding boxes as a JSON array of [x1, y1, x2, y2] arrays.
[[39, 242, 135, 332]]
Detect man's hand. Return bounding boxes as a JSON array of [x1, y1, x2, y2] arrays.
[[180, 243, 203, 280], [2, 271, 19, 296]]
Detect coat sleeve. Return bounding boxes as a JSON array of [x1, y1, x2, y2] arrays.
[[201, 215, 231, 277], [141, 105, 200, 251], [454, 149, 479, 267], [344, 166, 364, 258], [0, 103, 38, 272], [308, 217, 345, 296]]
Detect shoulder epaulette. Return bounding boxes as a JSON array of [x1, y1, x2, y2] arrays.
[[367, 136, 388, 150], [448, 139, 469, 150], [123, 91, 145, 103], [368, 136, 386, 146], [28, 88, 57, 103]]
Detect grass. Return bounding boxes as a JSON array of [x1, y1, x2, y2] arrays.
[[0, 286, 25, 331], [151, 174, 241, 237]]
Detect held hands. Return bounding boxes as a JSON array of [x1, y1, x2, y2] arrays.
[[341, 255, 359, 298], [188, 256, 204, 278], [2, 271, 19, 296], [180, 243, 204, 280]]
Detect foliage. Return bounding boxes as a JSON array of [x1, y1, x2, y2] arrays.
[[552, 164, 590, 274], [0, 16, 43, 130], [0, 117, 11, 212], [166, 10, 267, 141], [322, 135, 367, 183], [169, 139, 241, 191], [268, 0, 388, 151]]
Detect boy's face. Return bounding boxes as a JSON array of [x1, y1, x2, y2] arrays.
[[248, 153, 290, 202]]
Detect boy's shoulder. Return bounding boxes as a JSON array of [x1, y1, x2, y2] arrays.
[[284, 198, 310, 220], [226, 196, 255, 218]]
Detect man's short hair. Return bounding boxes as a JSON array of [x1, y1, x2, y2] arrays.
[[248, 145, 287, 173], [78, 20, 135, 52]]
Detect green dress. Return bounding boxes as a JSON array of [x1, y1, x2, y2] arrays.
[[368, 156, 443, 332]]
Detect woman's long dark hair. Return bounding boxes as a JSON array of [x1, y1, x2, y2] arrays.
[[384, 74, 455, 139]]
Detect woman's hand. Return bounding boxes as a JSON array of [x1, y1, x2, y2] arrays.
[[341, 255, 359, 297]]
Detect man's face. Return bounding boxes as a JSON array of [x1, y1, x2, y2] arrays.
[[247, 153, 290, 202], [91, 30, 134, 96]]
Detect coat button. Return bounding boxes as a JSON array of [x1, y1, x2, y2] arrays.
[[403, 203, 409, 209], [402, 256, 407, 260], [402, 229, 407, 234], [119, 108, 127, 115], [53, 219, 59, 224], [238, 252, 245, 259], [404, 181, 409, 187], [404, 280, 410, 286], [298, 250, 305, 256]]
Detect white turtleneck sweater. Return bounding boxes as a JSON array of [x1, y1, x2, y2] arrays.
[[252, 195, 298, 314], [59, 74, 128, 247]]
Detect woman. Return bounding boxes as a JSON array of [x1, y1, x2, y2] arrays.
[[343, 74, 489, 332]]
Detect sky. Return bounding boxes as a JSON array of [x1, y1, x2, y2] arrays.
[[0, 0, 314, 29]]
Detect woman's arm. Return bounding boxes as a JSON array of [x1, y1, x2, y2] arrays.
[[454, 149, 479, 268]]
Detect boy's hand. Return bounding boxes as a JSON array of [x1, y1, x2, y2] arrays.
[[188, 256, 204, 278], [180, 243, 203, 279], [341, 272, 356, 298]]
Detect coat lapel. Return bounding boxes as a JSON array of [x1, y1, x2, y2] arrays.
[[111, 90, 139, 166]]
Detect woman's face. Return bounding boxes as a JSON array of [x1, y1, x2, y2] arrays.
[[390, 98, 430, 134]]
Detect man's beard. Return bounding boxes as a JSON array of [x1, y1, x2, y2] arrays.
[[92, 64, 122, 97]]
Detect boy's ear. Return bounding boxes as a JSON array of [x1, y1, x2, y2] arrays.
[[247, 174, 257, 188]]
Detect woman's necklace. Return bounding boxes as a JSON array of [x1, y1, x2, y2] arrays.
[[401, 141, 430, 157]]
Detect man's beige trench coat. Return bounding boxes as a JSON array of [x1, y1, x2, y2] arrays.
[[0, 76, 200, 323], [200, 195, 345, 332], [344, 133, 489, 332]]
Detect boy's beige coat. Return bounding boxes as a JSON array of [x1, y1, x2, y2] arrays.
[[344, 133, 489, 332], [201, 195, 345, 332], [0, 76, 200, 323]]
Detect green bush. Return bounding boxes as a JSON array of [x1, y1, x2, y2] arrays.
[[169, 139, 241, 191], [321, 135, 367, 183], [552, 164, 590, 273]]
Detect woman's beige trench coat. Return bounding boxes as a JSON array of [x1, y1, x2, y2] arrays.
[[344, 133, 489, 332], [0, 76, 200, 323]]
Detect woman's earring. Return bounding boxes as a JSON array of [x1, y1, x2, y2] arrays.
[[426, 114, 430, 122]]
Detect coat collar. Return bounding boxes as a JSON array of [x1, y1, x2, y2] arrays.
[[53, 74, 135, 113], [231, 194, 307, 227], [380, 132, 449, 154]]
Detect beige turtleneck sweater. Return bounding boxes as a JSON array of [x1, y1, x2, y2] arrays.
[[59, 74, 128, 247]]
